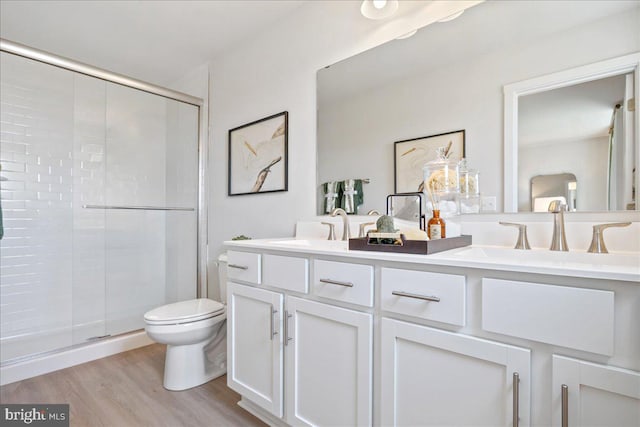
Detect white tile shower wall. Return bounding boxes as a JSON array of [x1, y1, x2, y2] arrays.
[[0, 53, 74, 361]]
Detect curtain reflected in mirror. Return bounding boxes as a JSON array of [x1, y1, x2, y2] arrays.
[[608, 100, 636, 210]]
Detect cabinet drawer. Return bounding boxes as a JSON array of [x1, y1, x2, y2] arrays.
[[227, 250, 261, 284], [381, 268, 466, 326], [263, 254, 309, 293], [312, 260, 374, 307], [482, 278, 614, 355]]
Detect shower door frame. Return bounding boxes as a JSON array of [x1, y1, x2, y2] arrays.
[[0, 38, 208, 298]]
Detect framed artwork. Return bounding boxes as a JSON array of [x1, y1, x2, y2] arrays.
[[228, 111, 288, 196], [394, 129, 465, 194]]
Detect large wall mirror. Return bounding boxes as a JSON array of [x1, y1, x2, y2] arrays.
[[317, 0, 639, 215]]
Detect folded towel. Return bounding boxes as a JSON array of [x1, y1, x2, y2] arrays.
[[341, 179, 364, 214], [322, 181, 341, 214]]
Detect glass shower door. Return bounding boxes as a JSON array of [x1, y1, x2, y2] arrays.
[[103, 83, 198, 336], [1, 49, 201, 363]]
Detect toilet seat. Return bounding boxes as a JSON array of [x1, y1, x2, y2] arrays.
[[144, 298, 225, 325]]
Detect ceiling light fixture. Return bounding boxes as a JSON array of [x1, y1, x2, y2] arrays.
[[360, 0, 399, 20], [437, 10, 465, 23]]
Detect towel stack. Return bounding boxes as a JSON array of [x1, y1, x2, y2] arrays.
[[322, 179, 365, 214]]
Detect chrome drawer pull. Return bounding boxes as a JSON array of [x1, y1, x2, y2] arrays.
[[392, 290, 440, 302], [319, 278, 354, 288], [561, 384, 568, 427], [270, 307, 278, 340], [513, 372, 520, 427], [284, 311, 293, 346], [228, 264, 249, 270]]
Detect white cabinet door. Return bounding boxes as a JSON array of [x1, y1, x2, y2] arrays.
[[227, 282, 283, 418], [285, 296, 372, 427], [552, 355, 640, 427], [381, 318, 531, 427]]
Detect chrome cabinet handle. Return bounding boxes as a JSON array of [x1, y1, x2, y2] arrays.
[[319, 278, 354, 288], [513, 372, 520, 427], [228, 264, 248, 270], [270, 307, 278, 340], [561, 384, 568, 427], [392, 290, 440, 302], [284, 311, 293, 346]]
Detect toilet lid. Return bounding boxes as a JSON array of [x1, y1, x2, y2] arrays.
[[144, 298, 225, 325]]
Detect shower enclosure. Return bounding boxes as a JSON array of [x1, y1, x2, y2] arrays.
[[0, 40, 205, 364]]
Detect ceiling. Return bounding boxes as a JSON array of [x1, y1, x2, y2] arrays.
[[318, 0, 637, 106], [0, 0, 309, 86]]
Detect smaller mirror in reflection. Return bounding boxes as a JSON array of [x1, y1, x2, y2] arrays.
[[530, 173, 577, 212]]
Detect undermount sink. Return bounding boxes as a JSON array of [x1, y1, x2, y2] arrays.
[[261, 238, 348, 251], [443, 246, 640, 270]]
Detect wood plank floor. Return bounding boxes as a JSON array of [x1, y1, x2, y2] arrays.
[[0, 344, 266, 427]]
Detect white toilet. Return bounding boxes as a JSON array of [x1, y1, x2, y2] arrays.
[[143, 254, 228, 391]]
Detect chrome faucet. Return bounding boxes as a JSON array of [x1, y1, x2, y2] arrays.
[[548, 200, 569, 251], [330, 208, 351, 241], [587, 222, 631, 253]]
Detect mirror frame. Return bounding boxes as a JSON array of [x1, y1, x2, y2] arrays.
[[503, 52, 640, 212]]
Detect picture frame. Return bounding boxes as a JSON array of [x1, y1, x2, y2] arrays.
[[228, 111, 288, 196], [394, 129, 465, 194]]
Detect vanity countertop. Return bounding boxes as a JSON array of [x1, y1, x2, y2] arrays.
[[224, 238, 640, 283]]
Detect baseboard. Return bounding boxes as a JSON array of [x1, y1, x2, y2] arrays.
[[0, 331, 153, 386]]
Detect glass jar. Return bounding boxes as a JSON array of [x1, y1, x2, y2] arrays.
[[423, 157, 459, 218], [458, 158, 481, 213]]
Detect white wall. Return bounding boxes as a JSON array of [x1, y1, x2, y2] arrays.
[[205, 0, 480, 288], [318, 8, 640, 215]]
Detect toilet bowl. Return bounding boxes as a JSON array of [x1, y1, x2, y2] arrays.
[[143, 254, 229, 391]]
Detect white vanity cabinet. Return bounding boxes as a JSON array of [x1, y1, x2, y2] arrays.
[[227, 281, 284, 417], [551, 355, 640, 427], [285, 296, 372, 426], [226, 253, 373, 426], [225, 241, 640, 427], [380, 318, 531, 427]]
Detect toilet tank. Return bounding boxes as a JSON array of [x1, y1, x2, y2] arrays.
[[217, 253, 228, 303]]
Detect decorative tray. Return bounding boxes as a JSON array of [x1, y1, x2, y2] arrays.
[[348, 234, 472, 255]]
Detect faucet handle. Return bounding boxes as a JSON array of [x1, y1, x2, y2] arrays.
[[499, 221, 531, 250], [587, 222, 631, 254], [358, 222, 376, 238], [321, 222, 336, 240]]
